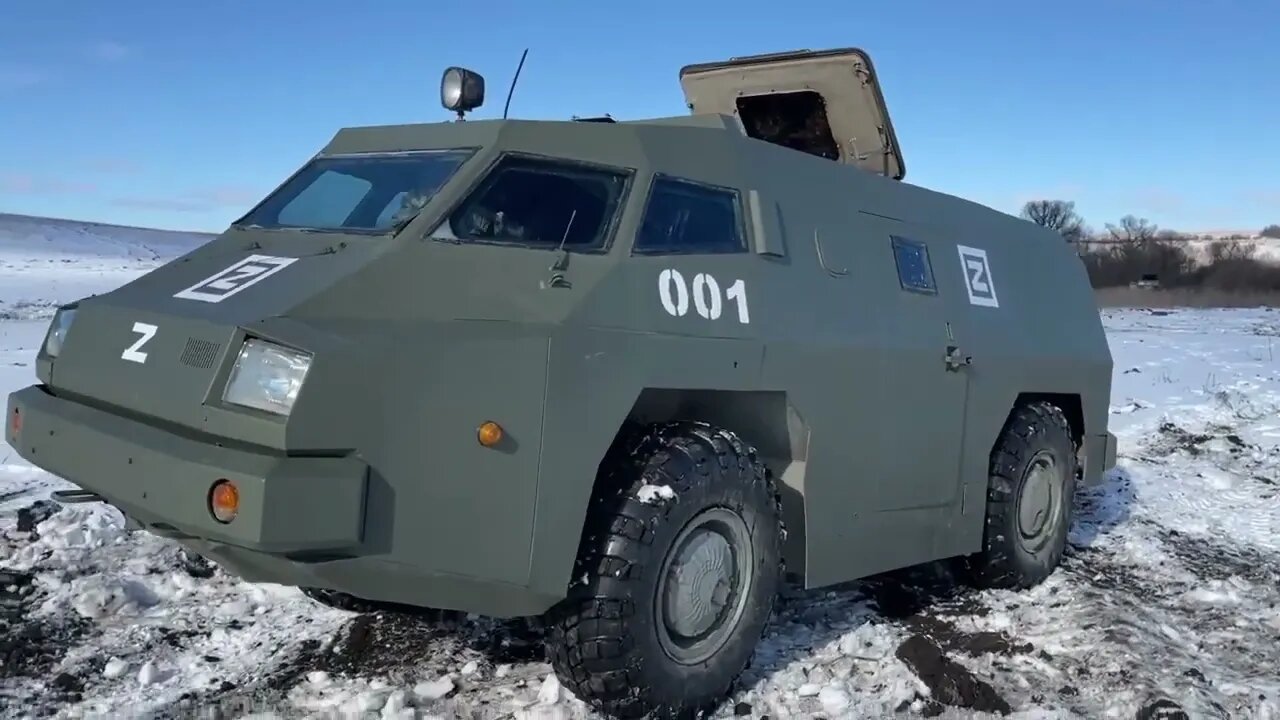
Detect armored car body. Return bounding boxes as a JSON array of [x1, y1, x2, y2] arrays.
[[7, 47, 1115, 718]]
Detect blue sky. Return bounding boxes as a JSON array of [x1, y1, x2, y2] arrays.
[[1, 0, 1276, 234]]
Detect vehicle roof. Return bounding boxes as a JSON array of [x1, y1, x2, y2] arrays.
[[318, 114, 748, 157]]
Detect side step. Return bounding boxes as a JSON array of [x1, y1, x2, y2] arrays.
[[51, 489, 106, 504]]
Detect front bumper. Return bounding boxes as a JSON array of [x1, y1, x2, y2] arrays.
[[6, 384, 368, 554]]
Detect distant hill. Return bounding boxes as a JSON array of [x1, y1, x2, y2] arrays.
[[0, 213, 217, 321], [0, 212, 217, 262]]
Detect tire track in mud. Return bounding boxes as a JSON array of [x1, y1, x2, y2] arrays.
[[145, 609, 552, 719], [1058, 535, 1280, 718], [155, 568, 1036, 719], [1017, 417, 1280, 719]]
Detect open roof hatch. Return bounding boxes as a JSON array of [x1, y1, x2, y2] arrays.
[[679, 47, 906, 180]]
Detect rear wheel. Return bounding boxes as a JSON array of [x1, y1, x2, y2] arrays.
[[966, 401, 1078, 589], [544, 421, 784, 719]]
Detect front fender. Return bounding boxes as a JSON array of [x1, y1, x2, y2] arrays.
[[526, 327, 763, 599]]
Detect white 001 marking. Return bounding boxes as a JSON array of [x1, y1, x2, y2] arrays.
[[658, 269, 750, 324], [121, 322, 158, 364], [173, 254, 298, 303]]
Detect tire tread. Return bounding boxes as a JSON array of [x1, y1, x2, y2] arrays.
[[544, 420, 784, 719], [969, 400, 1077, 590]]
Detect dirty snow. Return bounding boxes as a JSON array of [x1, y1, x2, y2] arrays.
[[2, 216, 1279, 719], [636, 483, 676, 504]]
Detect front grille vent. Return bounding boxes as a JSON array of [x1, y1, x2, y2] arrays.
[[180, 338, 222, 369]]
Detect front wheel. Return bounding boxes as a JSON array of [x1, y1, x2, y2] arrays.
[[544, 422, 784, 719]]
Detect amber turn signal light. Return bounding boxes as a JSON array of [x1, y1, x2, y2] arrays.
[[8, 408, 19, 438], [477, 421, 504, 447], [209, 479, 239, 523]]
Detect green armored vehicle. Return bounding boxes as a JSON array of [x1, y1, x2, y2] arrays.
[[7, 47, 1115, 718]]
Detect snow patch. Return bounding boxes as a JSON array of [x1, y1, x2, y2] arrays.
[[636, 484, 675, 504]]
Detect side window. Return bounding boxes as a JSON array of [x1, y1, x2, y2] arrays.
[[446, 155, 629, 250], [633, 175, 746, 255], [891, 235, 937, 294]]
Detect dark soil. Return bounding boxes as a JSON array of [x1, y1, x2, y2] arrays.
[[0, 569, 93, 717], [894, 634, 1012, 716]]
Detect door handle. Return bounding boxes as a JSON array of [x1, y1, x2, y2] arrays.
[[945, 344, 972, 371]]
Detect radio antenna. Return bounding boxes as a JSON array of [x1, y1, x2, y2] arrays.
[[502, 48, 529, 119]]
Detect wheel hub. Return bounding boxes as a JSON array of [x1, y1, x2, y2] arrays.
[[655, 507, 754, 665], [1018, 451, 1061, 548], [664, 530, 734, 638]]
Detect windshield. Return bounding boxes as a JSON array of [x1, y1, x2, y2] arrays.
[[236, 149, 475, 233], [438, 154, 631, 251]]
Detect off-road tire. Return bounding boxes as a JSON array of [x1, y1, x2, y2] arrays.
[[966, 400, 1078, 589], [544, 421, 785, 719]]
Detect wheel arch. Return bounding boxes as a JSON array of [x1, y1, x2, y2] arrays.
[[584, 387, 811, 586], [1005, 391, 1085, 475]]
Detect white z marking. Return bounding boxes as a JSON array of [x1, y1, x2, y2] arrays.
[[956, 245, 999, 308], [173, 254, 298, 303], [122, 322, 158, 364], [966, 258, 989, 292]]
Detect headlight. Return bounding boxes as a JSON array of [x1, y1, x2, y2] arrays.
[[222, 339, 313, 416], [44, 306, 78, 358]]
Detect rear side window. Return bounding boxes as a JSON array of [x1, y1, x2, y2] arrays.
[[446, 154, 630, 251], [891, 235, 937, 294], [633, 175, 746, 255]]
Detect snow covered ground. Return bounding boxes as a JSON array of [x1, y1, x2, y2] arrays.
[[2, 217, 1279, 719], [0, 213, 213, 322]]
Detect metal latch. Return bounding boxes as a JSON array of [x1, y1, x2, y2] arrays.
[[945, 344, 972, 371]]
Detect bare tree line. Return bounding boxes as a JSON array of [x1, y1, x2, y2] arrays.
[[1019, 200, 1280, 293]]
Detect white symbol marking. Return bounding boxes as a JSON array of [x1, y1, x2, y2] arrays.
[[725, 278, 750, 324], [658, 270, 750, 324], [658, 268, 689, 317], [956, 245, 999, 308], [121, 322, 158, 364], [692, 272, 722, 320], [173, 254, 298, 303]]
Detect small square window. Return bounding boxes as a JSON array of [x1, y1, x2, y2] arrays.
[[633, 175, 746, 255], [891, 235, 936, 294]]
